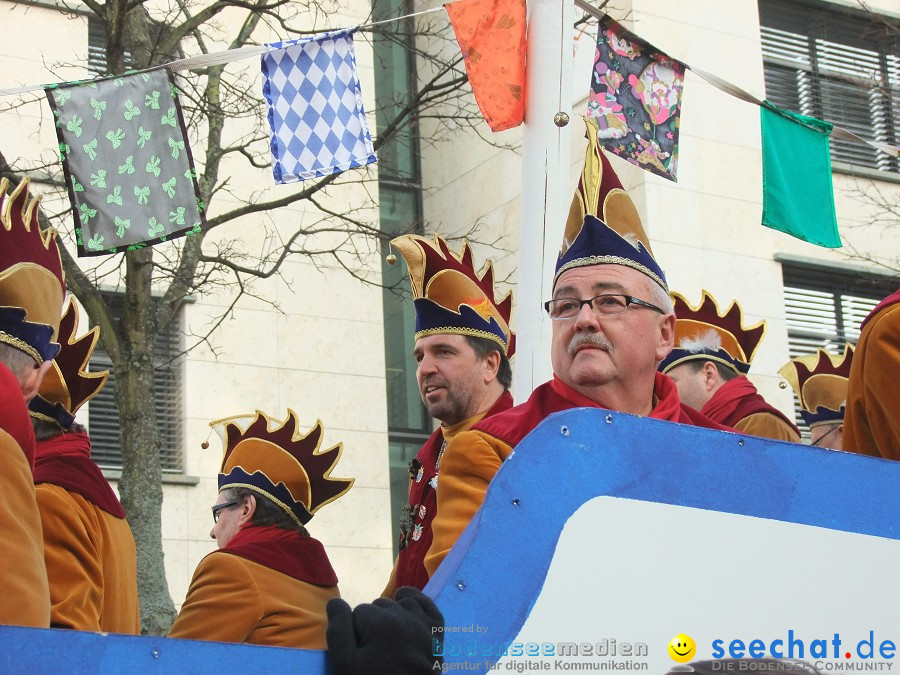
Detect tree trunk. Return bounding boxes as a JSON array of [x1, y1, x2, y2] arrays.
[[114, 248, 176, 634], [116, 349, 175, 634]]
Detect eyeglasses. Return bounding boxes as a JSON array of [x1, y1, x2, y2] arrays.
[[810, 425, 841, 448], [211, 499, 241, 524], [544, 294, 666, 320]]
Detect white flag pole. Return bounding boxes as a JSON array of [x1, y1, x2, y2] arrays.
[[513, 0, 575, 402]]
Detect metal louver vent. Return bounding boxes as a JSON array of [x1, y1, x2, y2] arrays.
[[758, 0, 900, 173], [87, 293, 184, 472], [87, 15, 132, 76], [781, 263, 895, 438]]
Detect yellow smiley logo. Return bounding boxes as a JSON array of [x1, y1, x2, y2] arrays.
[[668, 634, 696, 663]]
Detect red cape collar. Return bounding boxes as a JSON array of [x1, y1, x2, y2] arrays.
[[33, 432, 126, 518], [701, 376, 798, 433], [475, 373, 726, 448], [217, 523, 338, 587]]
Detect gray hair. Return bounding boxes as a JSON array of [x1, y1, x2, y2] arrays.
[[645, 279, 674, 315], [220, 486, 309, 535], [0, 342, 37, 380]]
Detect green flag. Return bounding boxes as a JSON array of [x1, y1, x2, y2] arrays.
[[760, 101, 840, 248]]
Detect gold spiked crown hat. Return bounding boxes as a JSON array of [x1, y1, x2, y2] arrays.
[[659, 290, 766, 375], [0, 178, 66, 364], [212, 410, 354, 527], [390, 234, 515, 357], [778, 344, 853, 428], [29, 300, 108, 429]]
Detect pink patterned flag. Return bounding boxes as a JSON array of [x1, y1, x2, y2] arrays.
[[588, 15, 686, 181]]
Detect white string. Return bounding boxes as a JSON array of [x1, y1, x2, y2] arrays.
[[0, 5, 445, 98], [358, 5, 443, 31]]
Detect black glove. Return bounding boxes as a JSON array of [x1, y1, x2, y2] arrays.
[[326, 586, 445, 675]]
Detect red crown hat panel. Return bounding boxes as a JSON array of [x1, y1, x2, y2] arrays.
[[666, 291, 766, 369], [779, 344, 853, 416], [0, 178, 66, 335], [39, 300, 108, 414]]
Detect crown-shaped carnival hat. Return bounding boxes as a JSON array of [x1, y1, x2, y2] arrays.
[[555, 118, 667, 292], [390, 234, 515, 357], [210, 410, 354, 527], [0, 178, 66, 364], [29, 300, 108, 429], [778, 344, 853, 428], [659, 291, 766, 375]]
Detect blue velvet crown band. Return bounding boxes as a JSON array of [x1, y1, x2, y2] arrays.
[[413, 298, 509, 352], [553, 215, 667, 292], [0, 306, 60, 364]]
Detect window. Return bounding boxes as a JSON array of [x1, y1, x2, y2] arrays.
[[88, 292, 184, 472], [759, 0, 899, 173], [781, 263, 896, 437], [373, 0, 431, 555], [87, 14, 132, 76]]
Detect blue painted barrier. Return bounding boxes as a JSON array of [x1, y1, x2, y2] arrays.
[[2, 410, 897, 672]]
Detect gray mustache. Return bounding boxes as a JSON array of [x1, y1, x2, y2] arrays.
[[568, 333, 613, 356]]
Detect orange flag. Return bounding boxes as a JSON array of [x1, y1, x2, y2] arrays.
[[446, 0, 526, 132]]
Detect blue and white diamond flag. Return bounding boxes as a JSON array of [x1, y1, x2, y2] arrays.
[[261, 29, 377, 184]]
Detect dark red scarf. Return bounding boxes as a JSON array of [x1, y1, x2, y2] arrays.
[[0, 361, 36, 470], [700, 376, 799, 433], [219, 523, 338, 587], [33, 431, 126, 518], [476, 372, 729, 448]]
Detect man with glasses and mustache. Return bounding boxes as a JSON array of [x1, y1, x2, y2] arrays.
[[381, 234, 515, 597], [424, 122, 728, 579]]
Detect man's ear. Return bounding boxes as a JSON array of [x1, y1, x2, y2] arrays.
[[702, 361, 719, 391], [483, 349, 501, 384], [21, 360, 53, 402], [240, 493, 257, 524], [656, 313, 676, 362]]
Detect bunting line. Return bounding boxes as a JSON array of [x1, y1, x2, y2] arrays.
[[0, 5, 444, 98], [573, 0, 899, 158]]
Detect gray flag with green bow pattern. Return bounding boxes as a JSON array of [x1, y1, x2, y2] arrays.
[[46, 69, 206, 256]]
